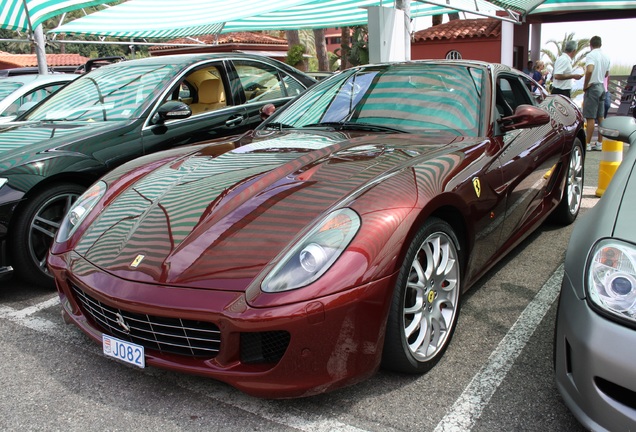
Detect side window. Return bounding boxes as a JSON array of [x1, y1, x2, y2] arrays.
[[4, 84, 64, 117], [25, 84, 63, 104], [282, 74, 306, 97], [496, 76, 535, 117], [233, 60, 286, 103], [168, 64, 227, 117]]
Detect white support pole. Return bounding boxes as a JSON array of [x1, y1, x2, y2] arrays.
[[34, 25, 48, 74], [530, 23, 541, 64], [500, 20, 514, 67], [367, 6, 407, 63], [395, 0, 411, 61]]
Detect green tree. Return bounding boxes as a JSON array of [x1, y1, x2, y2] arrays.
[[541, 33, 589, 70], [0, 3, 150, 60], [541, 33, 589, 97]]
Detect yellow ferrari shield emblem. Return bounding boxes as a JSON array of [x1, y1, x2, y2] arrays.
[[131, 254, 145, 268], [472, 177, 481, 198]]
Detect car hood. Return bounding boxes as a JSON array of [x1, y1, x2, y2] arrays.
[[0, 121, 121, 165], [74, 129, 461, 290]]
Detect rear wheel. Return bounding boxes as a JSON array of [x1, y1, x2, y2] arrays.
[[11, 183, 84, 288], [382, 217, 462, 373], [551, 138, 584, 225]]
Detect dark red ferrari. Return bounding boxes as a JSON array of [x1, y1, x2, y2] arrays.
[[48, 61, 585, 398]]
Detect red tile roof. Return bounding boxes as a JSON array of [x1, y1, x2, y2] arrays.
[[413, 19, 501, 42], [150, 31, 287, 52], [0, 51, 89, 68]]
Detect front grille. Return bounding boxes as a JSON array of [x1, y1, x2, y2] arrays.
[[72, 285, 221, 358]]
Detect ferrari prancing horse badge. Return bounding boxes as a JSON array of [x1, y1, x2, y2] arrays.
[[472, 177, 481, 198]]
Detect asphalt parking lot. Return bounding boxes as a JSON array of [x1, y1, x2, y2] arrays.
[[0, 144, 618, 431]]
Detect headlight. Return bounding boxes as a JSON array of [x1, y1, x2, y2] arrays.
[[56, 181, 107, 243], [0, 178, 7, 189], [587, 239, 636, 323], [262, 208, 361, 293]]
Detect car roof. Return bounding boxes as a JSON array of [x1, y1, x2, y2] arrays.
[[99, 52, 290, 69], [0, 74, 77, 85]]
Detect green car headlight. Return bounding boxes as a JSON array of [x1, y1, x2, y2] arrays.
[[587, 239, 636, 324], [56, 181, 107, 243], [262, 208, 361, 293]]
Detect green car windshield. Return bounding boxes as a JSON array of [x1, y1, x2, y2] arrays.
[[24, 63, 179, 122], [271, 63, 483, 136]]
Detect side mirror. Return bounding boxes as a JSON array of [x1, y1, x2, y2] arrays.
[[499, 104, 550, 132], [599, 116, 636, 145], [153, 100, 192, 124], [260, 103, 276, 121]]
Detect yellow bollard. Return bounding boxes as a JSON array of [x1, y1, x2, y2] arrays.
[[596, 138, 623, 197]]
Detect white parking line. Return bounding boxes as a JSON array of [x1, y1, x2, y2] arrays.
[[1, 263, 565, 432], [434, 264, 564, 432], [0, 295, 373, 431], [0, 295, 60, 333]]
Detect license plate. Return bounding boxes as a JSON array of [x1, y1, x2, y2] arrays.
[[102, 334, 145, 368]]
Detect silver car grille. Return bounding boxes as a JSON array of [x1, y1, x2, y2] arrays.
[[72, 285, 221, 358]]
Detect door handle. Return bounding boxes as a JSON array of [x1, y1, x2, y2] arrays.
[[225, 115, 245, 127]]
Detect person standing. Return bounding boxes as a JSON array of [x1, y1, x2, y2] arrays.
[[583, 35, 611, 151], [532, 61, 545, 92], [551, 40, 583, 98], [523, 60, 533, 76]]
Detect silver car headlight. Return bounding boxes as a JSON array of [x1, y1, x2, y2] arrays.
[[0, 178, 7, 189], [262, 208, 361, 293], [56, 181, 107, 243], [587, 239, 636, 323]]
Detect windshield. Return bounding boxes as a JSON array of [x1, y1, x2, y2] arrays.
[[24, 63, 179, 122], [0, 81, 23, 100], [267, 63, 483, 136]]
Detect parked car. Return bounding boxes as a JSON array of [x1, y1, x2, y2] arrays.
[[555, 115, 636, 431], [0, 53, 315, 287], [0, 74, 76, 122], [48, 60, 585, 398]]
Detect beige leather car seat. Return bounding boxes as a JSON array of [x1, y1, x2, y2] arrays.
[[190, 79, 226, 115]]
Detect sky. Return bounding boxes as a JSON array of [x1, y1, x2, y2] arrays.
[[538, 18, 636, 67]]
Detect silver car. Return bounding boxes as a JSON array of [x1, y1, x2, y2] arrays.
[[555, 115, 636, 431], [0, 74, 76, 122]]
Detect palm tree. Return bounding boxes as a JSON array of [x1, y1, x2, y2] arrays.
[[541, 33, 589, 70], [541, 33, 589, 98]]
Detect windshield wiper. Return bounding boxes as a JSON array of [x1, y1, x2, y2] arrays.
[[303, 121, 405, 133], [264, 122, 294, 130]]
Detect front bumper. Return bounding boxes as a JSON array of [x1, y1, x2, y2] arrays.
[[555, 271, 636, 431], [48, 251, 397, 399]]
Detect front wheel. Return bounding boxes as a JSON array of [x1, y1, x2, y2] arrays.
[[10, 183, 85, 288], [382, 217, 463, 374], [551, 138, 584, 225]]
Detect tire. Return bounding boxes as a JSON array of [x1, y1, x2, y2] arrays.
[[10, 183, 85, 288], [382, 217, 463, 374], [551, 138, 584, 225]]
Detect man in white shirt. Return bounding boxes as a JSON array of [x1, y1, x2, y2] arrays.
[[583, 36, 611, 151], [551, 40, 582, 98]]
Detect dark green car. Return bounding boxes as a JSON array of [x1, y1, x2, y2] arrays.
[[0, 53, 315, 287]]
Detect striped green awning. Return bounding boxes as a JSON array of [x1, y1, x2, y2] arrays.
[[222, 0, 510, 33], [48, 0, 318, 38], [0, 0, 118, 33], [530, 0, 636, 13], [49, 0, 537, 39]]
